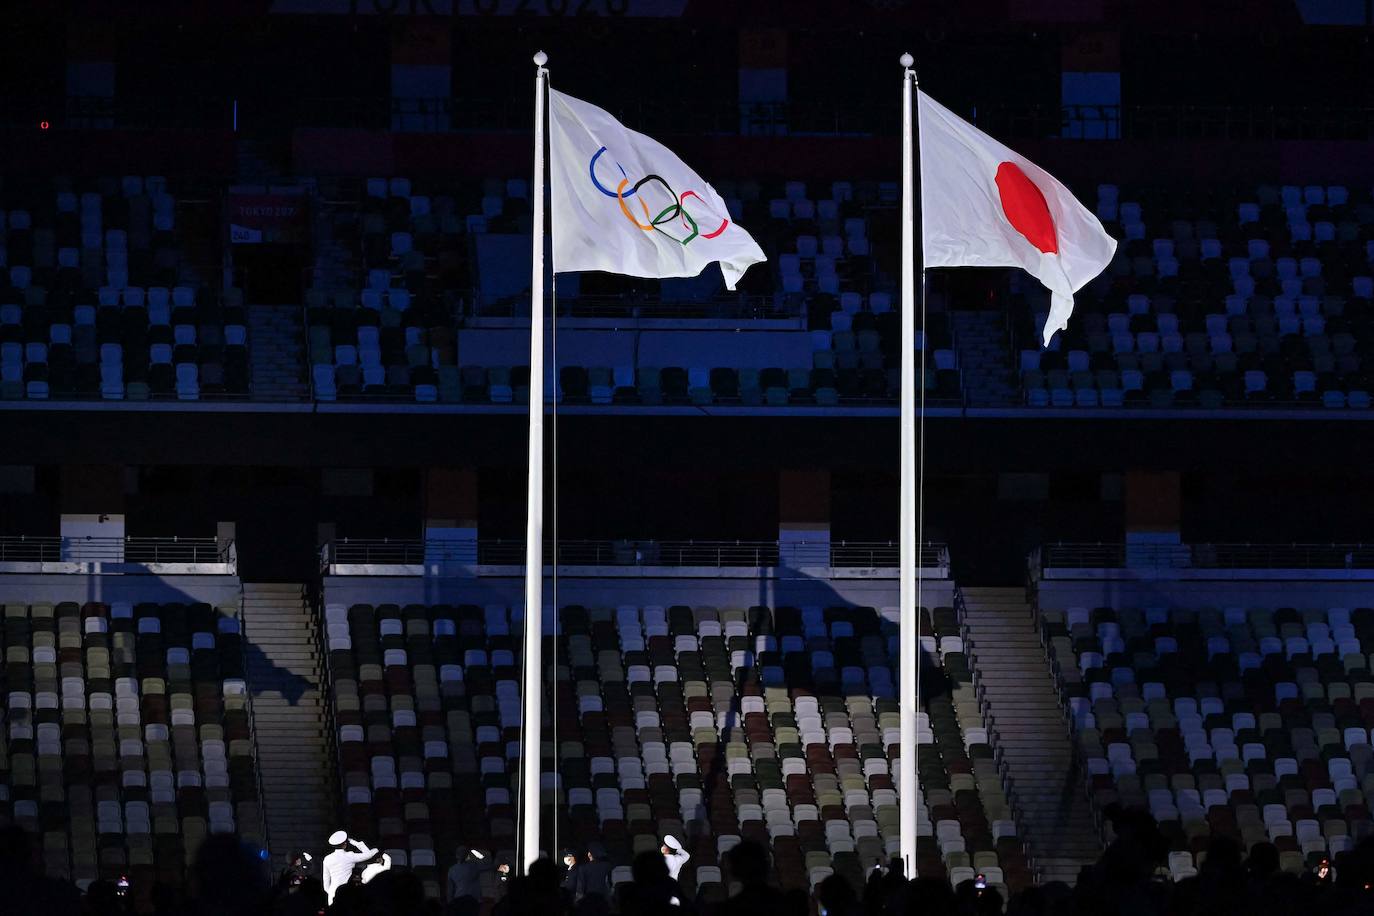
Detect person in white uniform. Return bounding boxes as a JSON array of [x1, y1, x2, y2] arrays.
[[321, 830, 377, 904], [359, 851, 392, 885], [661, 834, 690, 882]]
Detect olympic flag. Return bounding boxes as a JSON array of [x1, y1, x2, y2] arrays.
[[547, 88, 766, 290]]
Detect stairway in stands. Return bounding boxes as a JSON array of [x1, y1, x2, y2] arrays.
[[959, 586, 1102, 885], [949, 311, 1019, 406], [236, 137, 289, 181], [247, 306, 310, 400], [310, 179, 362, 293], [240, 583, 337, 869]]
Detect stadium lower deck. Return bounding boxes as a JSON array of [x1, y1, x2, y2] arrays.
[[6, 547, 1374, 904]]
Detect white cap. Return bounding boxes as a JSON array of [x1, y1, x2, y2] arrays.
[[663, 835, 681, 851], [328, 830, 348, 846]]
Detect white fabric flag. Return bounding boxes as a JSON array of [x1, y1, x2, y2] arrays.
[[548, 88, 765, 290], [918, 90, 1116, 345]]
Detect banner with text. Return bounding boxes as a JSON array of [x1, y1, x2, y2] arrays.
[[229, 190, 309, 245]]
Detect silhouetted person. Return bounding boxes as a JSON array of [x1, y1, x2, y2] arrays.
[[270, 849, 325, 916], [1005, 885, 1048, 916], [816, 874, 860, 916], [150, 879, 183, 916], [955, 878, 1003, 916], [0, 826, 80, 916], [903, 876, 957, 916], [1075, 805, 1169, 916], [572, 893, 611, 916], [330, 881, 368, 915], [710, 840, 790, 916], [448, 847, 499, 907], [863, 859, 914, 916], [782, 888, 810, 916], [360, 866, 429, 916], [267, 851, 324, 911], [861, 861, 894, 916], [1247, 842, 1279, 882], [271, 877, 325, 916], [494, 857, 569, 916], [561, 848, 583, 896], [86, 878, 130, 916], [617, 850, 681, 916], [574, 842, 614, 904], [277, 850, 315, 889], [185, 834, 270, 916]]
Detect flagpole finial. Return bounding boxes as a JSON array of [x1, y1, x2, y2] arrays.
[[899, 52, 914, 69], [533, 50, 548, 67]]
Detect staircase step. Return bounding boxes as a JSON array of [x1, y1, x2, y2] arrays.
[[242, 581, 337, 870], [248, 306, 309, 401], [961, 589, 1101, 886]]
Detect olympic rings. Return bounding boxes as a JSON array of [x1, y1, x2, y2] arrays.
[[588, 146, 729, 246]]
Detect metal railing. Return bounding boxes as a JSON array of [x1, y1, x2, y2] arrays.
[[233, 596, 274, 871], [325, 537, 947, 570], [0, 536, 231, 565], [1037, 541, 1374, 572], [955, 586, 1041, 875], [1024, 583, 1113, 854], [309, 586, 347, 851]]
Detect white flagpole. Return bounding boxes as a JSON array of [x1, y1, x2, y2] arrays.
[[520, 49, 549, 873], [898, 51, 920, 879]]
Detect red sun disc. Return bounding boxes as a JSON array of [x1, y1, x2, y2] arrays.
[[995, 161, 1058, 255]]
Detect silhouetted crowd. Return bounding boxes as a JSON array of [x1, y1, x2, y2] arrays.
[[6, 804, 1374, 916]]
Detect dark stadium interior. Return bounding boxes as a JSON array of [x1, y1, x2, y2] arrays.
[[5, 2, 1374, 916]]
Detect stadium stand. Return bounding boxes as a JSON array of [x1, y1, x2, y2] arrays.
[[0, 177, 248, 401], [1041, 600, 1374, 879], [0, 599, 263, 887], [321, 597, 1030, 899], [301, 177, 958, 406], [18, 175, 1374, 412], [1017, 183, 1374, 408]]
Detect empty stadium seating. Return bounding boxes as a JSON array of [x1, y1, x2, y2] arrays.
[[0, 178, 248, 401], [0, 600, 262, 887], [1018, 183, 1374, 408], [306, 177, 512, 402], [321, 597, 1030, 898], [6, 175, 1374, 411], [303, 177, 944, 405], [1041, 602, 1374, 878]]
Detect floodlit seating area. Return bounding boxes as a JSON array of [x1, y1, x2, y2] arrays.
[[323, 598, 1029, 900], [1042, 603, 1374, 879], [1018, 183, 1374, 408], [0, 178, 247, 401], [0, 600, 262, 888]]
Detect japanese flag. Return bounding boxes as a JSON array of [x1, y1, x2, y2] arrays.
[[919, 90, 1116, 345]]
